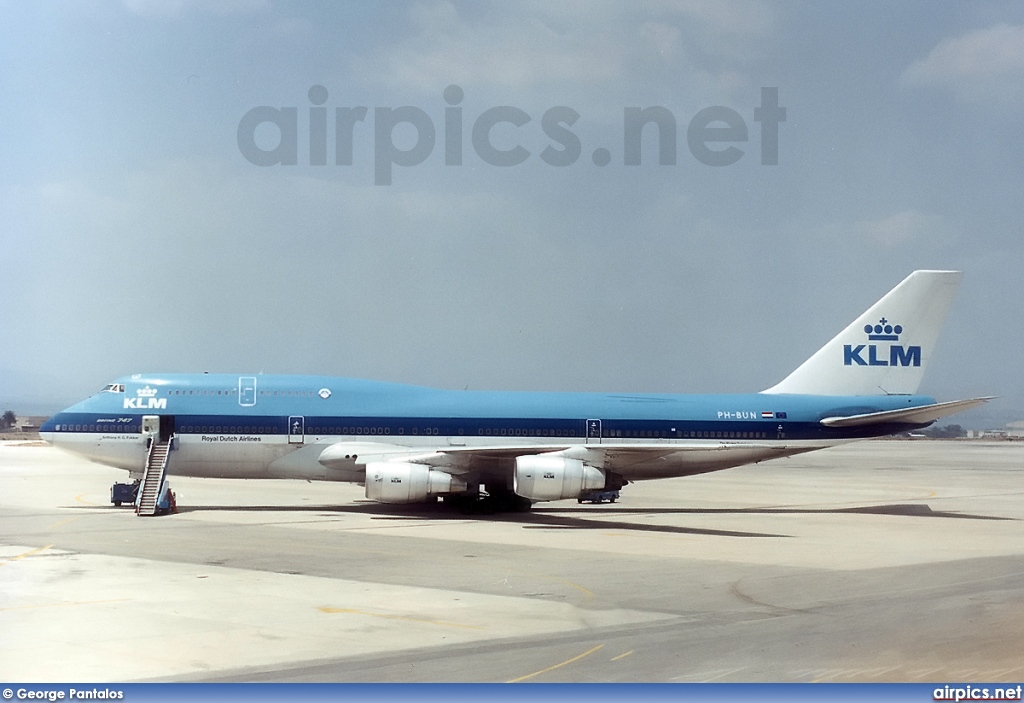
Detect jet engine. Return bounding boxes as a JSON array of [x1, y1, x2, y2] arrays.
[[513, 455, 605, 502], [364, 462, 467, 504]]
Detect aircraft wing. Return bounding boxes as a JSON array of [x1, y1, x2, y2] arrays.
[[319, 440, 796, 480], [819, 397, 993, 428]]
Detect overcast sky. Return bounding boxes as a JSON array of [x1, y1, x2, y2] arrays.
[[2, 1, 1021, 426]]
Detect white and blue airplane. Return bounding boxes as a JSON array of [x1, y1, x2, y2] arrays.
[[41, 270, 989, 513]]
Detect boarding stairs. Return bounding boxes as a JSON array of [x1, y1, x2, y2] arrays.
[[137, 436, 171, 516]]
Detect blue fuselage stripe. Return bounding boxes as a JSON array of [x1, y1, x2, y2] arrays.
[[42, 415, 926, 442]]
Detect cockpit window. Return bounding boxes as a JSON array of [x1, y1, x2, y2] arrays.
[[100, 384, 126, 393]]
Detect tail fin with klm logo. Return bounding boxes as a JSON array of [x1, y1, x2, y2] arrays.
[[762, 270, 962, 396]]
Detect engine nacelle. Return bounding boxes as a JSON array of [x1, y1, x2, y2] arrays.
[[513, 456, 605, 502], [364, 462, 467, 504]]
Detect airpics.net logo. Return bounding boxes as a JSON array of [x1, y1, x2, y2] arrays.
[[237, 85, 786, 185], [844, 318, 922, 367]]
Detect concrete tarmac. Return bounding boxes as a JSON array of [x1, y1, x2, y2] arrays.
[[1, 439, 1023, 683]]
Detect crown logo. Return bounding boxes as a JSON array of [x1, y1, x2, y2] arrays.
[[864, 318, 902, 341], [136, 385, 158, 397]]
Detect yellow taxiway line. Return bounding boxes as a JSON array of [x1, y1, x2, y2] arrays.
[[0, 544, 54, 567], [507, 644, 605, 683]]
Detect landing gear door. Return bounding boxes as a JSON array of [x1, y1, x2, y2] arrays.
[[288, 416, 305, 444]]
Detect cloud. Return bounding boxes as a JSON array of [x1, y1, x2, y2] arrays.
[[853, 210, 948, 249], [649, 0, 774, 38], [356, 1, 622, 92], [903, 23, 1024, 103], [355, 0, 773, 98], [120, 0, 269, 18]]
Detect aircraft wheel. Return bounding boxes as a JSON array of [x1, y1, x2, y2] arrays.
[[509, 495, 533, 512]]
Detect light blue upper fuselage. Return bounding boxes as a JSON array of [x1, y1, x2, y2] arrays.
[[41, 373, 939, 442]]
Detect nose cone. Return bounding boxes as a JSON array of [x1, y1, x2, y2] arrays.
[[39, 414, 60, 444]]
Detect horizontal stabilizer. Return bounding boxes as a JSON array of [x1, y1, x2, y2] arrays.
[[820, 397, 993, 428]]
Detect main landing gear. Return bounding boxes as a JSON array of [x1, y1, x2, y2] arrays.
[[446, 486, 533, 515]]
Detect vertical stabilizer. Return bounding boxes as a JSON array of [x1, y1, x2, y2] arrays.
[[762, 270, 962, 396]]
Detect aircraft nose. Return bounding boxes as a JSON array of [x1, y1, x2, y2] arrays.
[[39, 416, 60, 444]]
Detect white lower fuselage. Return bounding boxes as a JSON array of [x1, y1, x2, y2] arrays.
[[50, 428, 846, 483]]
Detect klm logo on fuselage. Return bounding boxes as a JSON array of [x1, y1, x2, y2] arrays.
[[843, 318, 921, 367], [124, 385, 167, 409]]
